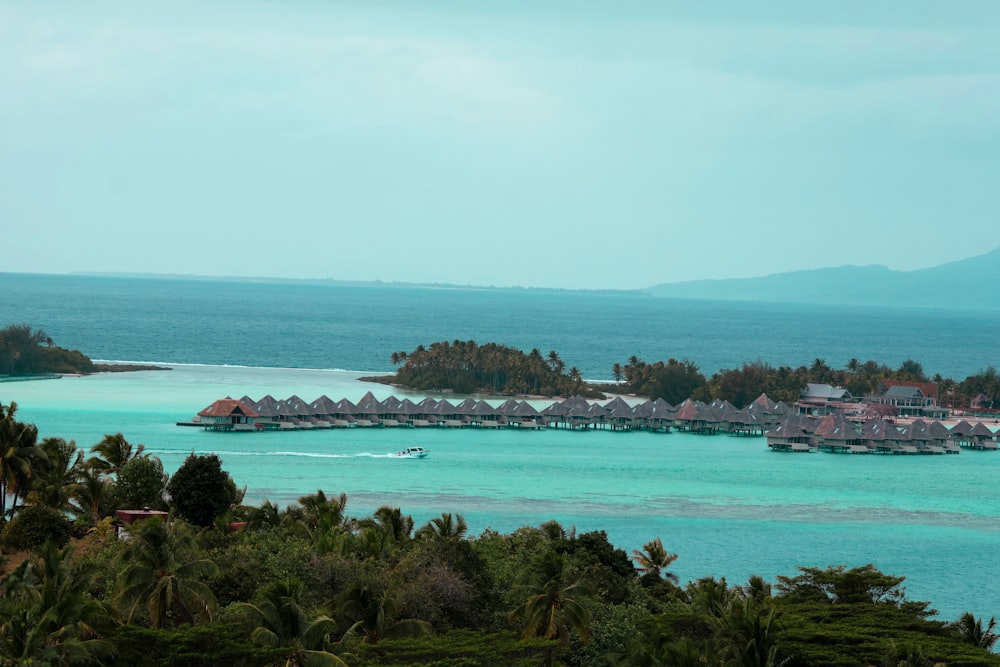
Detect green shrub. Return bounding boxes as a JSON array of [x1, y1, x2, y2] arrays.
[[2, 505, 73, 551]]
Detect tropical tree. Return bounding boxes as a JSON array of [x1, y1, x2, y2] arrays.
[[239, 578, 347, 667], [72, 466, 115, 525], [631, 537, 679, 584], [26, 436, 84, 514], [416, 512, 468, 542], [246, 499, 287, 532], [612, 363, 624, 383], [712, 596, 787, 667], [335, 577, 431, 644], [950, 612, 999, 651], [288, 490, 353, 555], [509, 551, 593, 645], [166, 452, 242, 526], [114, 455, 168, 510], [547, 351, 565, 375], [0, 541, 115, 665], [363, 506, 413, 544], [115, 517, 219, 628], [89, 432, 146, 475], [0, 401, 44, 518]]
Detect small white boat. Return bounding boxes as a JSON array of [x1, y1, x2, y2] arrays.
[[397, 446, 429, 459]]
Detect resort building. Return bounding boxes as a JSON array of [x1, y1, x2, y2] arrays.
[[866, 381, 948, 420], [795, 383, 860, 416]]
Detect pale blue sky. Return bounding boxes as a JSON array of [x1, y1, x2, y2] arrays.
[[3, 1, 999, 289]]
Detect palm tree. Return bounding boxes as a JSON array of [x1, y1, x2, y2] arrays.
[[509, 551, 593, 645], [0, 541, 115, 665], [89, 432, 146, 474], [711, 596, 788, 667], [741, 575, 773, 603], [416, 512, 468, 541], [115, 517, 219, 628], [950, 612, 999, 651], [246, 499, 286, 532], [631, 537, 679, 584], [336, 577, 431, 644], [240, 578, 347, 667], [71, 466, 114, 524], [26, 437, 84, 513], [0, 401, 43, 517], [364, 506, 413, 544], [547, 351, 565, 375], [298, 490, 349, 531], [612, 363, 624, 383]]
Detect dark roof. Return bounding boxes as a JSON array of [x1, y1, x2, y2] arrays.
[[970, 422, 995, 438], [284, 395, 312, 416], [309, 395, 338, 414], [673, 399, 700, 421], [253, 394, 284, 417], [511, 401, 541, 417], [883, 386, 924, 399], [495, 399, 521, 415], [354, 391, 382, 415], [949, 420, 973, 437], [882, 379, 939, 401]]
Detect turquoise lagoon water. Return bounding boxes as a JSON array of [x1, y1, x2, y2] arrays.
[[2, 274, 1000, 621], [7, 366, 1000, 623]]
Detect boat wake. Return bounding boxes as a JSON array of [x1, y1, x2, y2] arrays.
[[161, 449, 402, 460]]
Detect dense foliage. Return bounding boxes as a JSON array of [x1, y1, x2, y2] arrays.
[[166, 453, 243, 526], [390, 341, 602, 397], [0, 324, 95, 375], [1, 406, 999, 666], [388, 340, 1000, 410]]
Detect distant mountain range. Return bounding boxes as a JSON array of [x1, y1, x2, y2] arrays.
[[645, 246, 1000, 310]]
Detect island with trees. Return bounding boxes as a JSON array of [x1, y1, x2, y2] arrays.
[[0, 401, 998, 666], [0, 324, 168, 378], [376, 339, 1000, 412]]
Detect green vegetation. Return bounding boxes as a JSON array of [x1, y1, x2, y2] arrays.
[[386, 339, 1000, 410], [0, 403, 998, 665], [386, 341, 602, 397], [0, 323, 167, 377], [166, 453, 243, 527]]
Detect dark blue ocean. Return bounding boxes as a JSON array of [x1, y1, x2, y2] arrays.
[[2, 273, 999, 378], [2, 273, 1000, 623]]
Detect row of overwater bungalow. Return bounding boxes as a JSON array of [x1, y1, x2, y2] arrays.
[[765, 413, 999, 454], [191, 392, 795, 435]]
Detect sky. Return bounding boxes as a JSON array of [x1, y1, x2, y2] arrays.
[[2, 1, 1000, 290]]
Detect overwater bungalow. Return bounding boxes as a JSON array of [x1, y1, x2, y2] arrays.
[[765, 416, 814, 452], [728, 408, 765, 436], [603, 396, 637, 431], [309, 395, 339, 427], [251, 395, 296, 429], [353, 391, 382, 427], [813, 414, 867, 453], [860, 418, 892, 454], [469, 400, 501, 427], [968, 421, 998, 450], [927, 421, 958, 453], [284, 395, 317, 428], [197, 398, 259, 431], [435, 399, 465, 427], [330, 398, 357, 427], [949, 420, 974, 447], [509, 400, 543, 428], [672, 399, 700, 432], [413, 397, 439, 426]]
